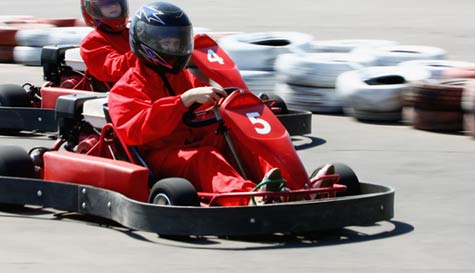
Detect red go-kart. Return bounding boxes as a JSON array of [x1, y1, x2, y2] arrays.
[[0, 34, 394, 236]]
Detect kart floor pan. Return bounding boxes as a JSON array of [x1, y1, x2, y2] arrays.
[[0, 176, 394, 236]]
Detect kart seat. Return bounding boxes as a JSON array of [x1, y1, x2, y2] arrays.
[[65, 47, 86, 72], [82, 96, 109, 128]]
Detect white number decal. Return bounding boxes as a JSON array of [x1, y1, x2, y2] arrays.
[[207, 49, 224, 64], [246, 112, 271, 135]]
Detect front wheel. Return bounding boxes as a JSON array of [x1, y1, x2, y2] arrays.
[[311, 163, 360, 196], [259, 92, 288, 114], [148, 178, 200, 206]]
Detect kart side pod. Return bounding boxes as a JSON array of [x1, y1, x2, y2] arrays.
[[43, 151, 150, 202]]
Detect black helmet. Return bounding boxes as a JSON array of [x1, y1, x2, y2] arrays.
[[129, 1, 194, 74]]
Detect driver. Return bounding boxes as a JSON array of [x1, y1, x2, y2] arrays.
[[107, 1, 285, 206], [79, 0, 137, 90]]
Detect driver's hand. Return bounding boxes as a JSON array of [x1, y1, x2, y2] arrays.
[[180, 86, 228, 108]]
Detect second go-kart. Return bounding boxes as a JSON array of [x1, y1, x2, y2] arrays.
[[0, 34, 393, 236], [0, 33, 311, 136]]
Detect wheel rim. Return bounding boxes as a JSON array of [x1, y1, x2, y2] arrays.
[[152, 193, 172, 205]]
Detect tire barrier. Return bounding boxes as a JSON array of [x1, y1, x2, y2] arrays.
[[218, 32, 314, 71], [336, 66, 430, 121], [239, 70, 276, 95], [351, 45, 446, 66], [409, 79, 470, 132], [274, 82, 343, 113], [16, 26, 93, 47], [13, 46, 42, 66], [399, 59, 475, 79], [462, 80, 475, 138], [0, 46, 14, 63], [0, 23, 55, 46], [274, 52, 377, 88], [310, 39, 399, 53], [0, 16, 89, 66], [35, 18, 79, 27], [273, 52, 377, 113]]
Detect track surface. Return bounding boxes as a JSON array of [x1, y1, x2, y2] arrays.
[[1, 1, 475, 272]]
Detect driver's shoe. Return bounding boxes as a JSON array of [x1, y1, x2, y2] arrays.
[[249, 168, 287, 205], [311, 164, 335, 188]]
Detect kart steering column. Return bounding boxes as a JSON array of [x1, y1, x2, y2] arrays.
[[214, 106, 249, 180]]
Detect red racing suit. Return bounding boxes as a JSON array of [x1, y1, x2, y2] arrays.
[[80, 29, 136, 86], [108, 62, 266, 206]]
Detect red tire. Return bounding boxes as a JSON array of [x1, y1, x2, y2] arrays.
[[37, 18, 78, 27], [0, 46, 14, 63]]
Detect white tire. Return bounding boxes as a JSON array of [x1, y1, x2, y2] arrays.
[[47, 26, 93, 46], [274, 82, 342, 113], [462, 80, 475, 113], [15, 26, 92, 47], [351, 45, 446, 66], [218, 31, 314, 71], [239, 70, 276, 95], [13, 46, 42, 66], [274, 52, 376, 88], [399, 59, 475, 79], [310, 39, 399, 53], [336, 66, 430, 113]]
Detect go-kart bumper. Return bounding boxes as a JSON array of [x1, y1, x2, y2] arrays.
[[0, 176, 393, 236], [0, 106, 57, 132]]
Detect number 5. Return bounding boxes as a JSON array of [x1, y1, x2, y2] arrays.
[[246, 112, 271, 134]]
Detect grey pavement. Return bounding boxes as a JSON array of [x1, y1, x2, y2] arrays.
[[1, 1, 475, 272]]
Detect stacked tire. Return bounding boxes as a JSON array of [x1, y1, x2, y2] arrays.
[[409, 79, 470, 132], [310, 39, 399, 53], [351, 45, 447, 66], [218, 32, 314, 94], [0, 16, 90, 66], [336, 66, 430, 122], [462, 80, 475, 138], [273, 52, 376, 113], [399, 59, 475, 79]]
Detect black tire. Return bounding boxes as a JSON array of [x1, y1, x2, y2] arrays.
[[0, 84, 32, 134], [0, 145, 36, 209], [0, 145, 36, 178], [148, 178, 200, 206], [0, 84, 31, 107], [259, 92, 288, 114], [311, 162, 360, 197]]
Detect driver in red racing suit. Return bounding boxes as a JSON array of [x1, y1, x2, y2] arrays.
[[107, 1, 284, 206], [79, 0, 137, 89]]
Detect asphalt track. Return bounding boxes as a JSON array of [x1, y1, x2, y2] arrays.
[[1, 1, 475, 272]]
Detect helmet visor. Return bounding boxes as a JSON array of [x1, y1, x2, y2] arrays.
[[87, 0, 128, 19], [137, 24, 194, 56]]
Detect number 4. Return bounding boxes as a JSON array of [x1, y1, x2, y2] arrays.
[[207, 49, 224, 64]]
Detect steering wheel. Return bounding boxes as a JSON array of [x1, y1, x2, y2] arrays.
[[182, 87, 241, 127]]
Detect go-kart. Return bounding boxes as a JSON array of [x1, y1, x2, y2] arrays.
[[0, 34, 312, 136], [0, 34, 393, 236]]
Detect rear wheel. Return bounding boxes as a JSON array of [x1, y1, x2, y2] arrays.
[[0, 84, 32, 134], [0, 145, 36, 209], [148, 178, 200, 206], [0, 84, 31, 107], [0, 145, 36, 178], [311, 162, 360, 196]]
